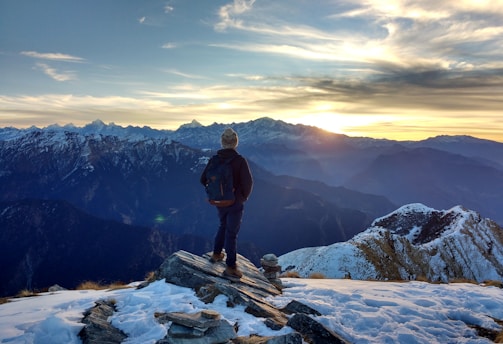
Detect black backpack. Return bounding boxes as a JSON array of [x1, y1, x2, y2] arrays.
[[204, 155, 236, 207]]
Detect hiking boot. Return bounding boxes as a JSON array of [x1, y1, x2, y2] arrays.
[[209, 252, 225, 263], [223, 266, 243, 279]]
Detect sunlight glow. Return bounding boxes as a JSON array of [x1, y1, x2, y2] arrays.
[[287, 113, 397, 137]]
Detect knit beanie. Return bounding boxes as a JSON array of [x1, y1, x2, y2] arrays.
[[221, 128, 238, 149]]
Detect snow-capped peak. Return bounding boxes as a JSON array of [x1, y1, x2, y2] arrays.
[[178, 119, 203, 129]]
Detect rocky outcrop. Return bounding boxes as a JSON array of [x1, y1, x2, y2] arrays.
[[80, 250, 348, 343], [280, 204, 503, 283], [78, 300, 127, 344], [155, 250, 287, 329]]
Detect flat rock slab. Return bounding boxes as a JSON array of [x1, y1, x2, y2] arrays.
[[155, 311, 222, 329], [156, 250, 281, 298]]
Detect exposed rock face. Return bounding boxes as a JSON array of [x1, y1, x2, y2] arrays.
[[280, 300, 321, 316], [356, 204, 503, 282], [287, 313, 347, 344]]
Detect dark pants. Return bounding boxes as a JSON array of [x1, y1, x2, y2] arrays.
[[214, 202, 244, 267]]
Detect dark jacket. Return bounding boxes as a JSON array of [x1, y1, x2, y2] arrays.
[[200, 148, 253, 204]]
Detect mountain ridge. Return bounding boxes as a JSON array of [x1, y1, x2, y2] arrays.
[[2, 117, 502, 146], [279, 203, 503, 282]]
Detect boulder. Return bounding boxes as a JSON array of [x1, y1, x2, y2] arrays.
[[48, 284, 67, 292]]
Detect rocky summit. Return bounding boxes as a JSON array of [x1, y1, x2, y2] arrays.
[[79, 250, 347, 344]]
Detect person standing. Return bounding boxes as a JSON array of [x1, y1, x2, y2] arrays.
[[200, 128, 253, 278]]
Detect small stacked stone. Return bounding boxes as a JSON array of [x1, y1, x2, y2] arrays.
[[260, 253, 283, 290]]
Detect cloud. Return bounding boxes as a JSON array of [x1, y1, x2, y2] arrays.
[[162, 69, 205, 79], [21, 51, 85, 63], [226, 73, 265, 81], [139, 3, 175, 27], [35, 63, 77, 82], [161, 42, 176, 49], [215, 0, 256, 31]]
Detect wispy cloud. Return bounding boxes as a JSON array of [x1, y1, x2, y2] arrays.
[[162, 69, 205, 79], [226, 73, 265, 81], [21, 51, 85, 63], [35, 63, 77, 82], [161, 42, 176, 49], [213, 0, 503, 74], [139, 3, 174, 27]]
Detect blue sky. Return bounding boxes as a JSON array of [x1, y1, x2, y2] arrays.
[[1, 0, 503, 141]]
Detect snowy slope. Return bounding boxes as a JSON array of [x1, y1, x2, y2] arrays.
[[279, 203, 503, 282], [1, 279, 502, 343]]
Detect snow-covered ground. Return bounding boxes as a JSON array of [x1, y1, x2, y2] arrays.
[[1, 278, 502, 343]]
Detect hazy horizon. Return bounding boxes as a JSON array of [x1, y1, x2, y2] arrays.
[[2, 117, 503, 143]]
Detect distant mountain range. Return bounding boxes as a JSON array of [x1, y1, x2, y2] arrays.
[[2, 117, 502, 224], [0, 119, 393, 296], [279, 203, 503, 283], [1, 118, 502, 296]]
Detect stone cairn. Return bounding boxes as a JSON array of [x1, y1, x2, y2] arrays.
[[260, 254, 283, 291]]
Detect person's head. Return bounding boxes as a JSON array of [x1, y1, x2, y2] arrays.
[[221, 127, 239, 149]]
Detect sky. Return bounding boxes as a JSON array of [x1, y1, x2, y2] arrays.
[[1, 278, 502, 343], [1, 0, 503, 142]]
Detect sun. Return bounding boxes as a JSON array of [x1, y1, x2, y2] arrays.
[[287, 113, 363, 135]]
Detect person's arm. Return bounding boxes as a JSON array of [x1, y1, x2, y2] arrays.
[[200, 163, 209, 186], [239, 158, 253, 201]]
